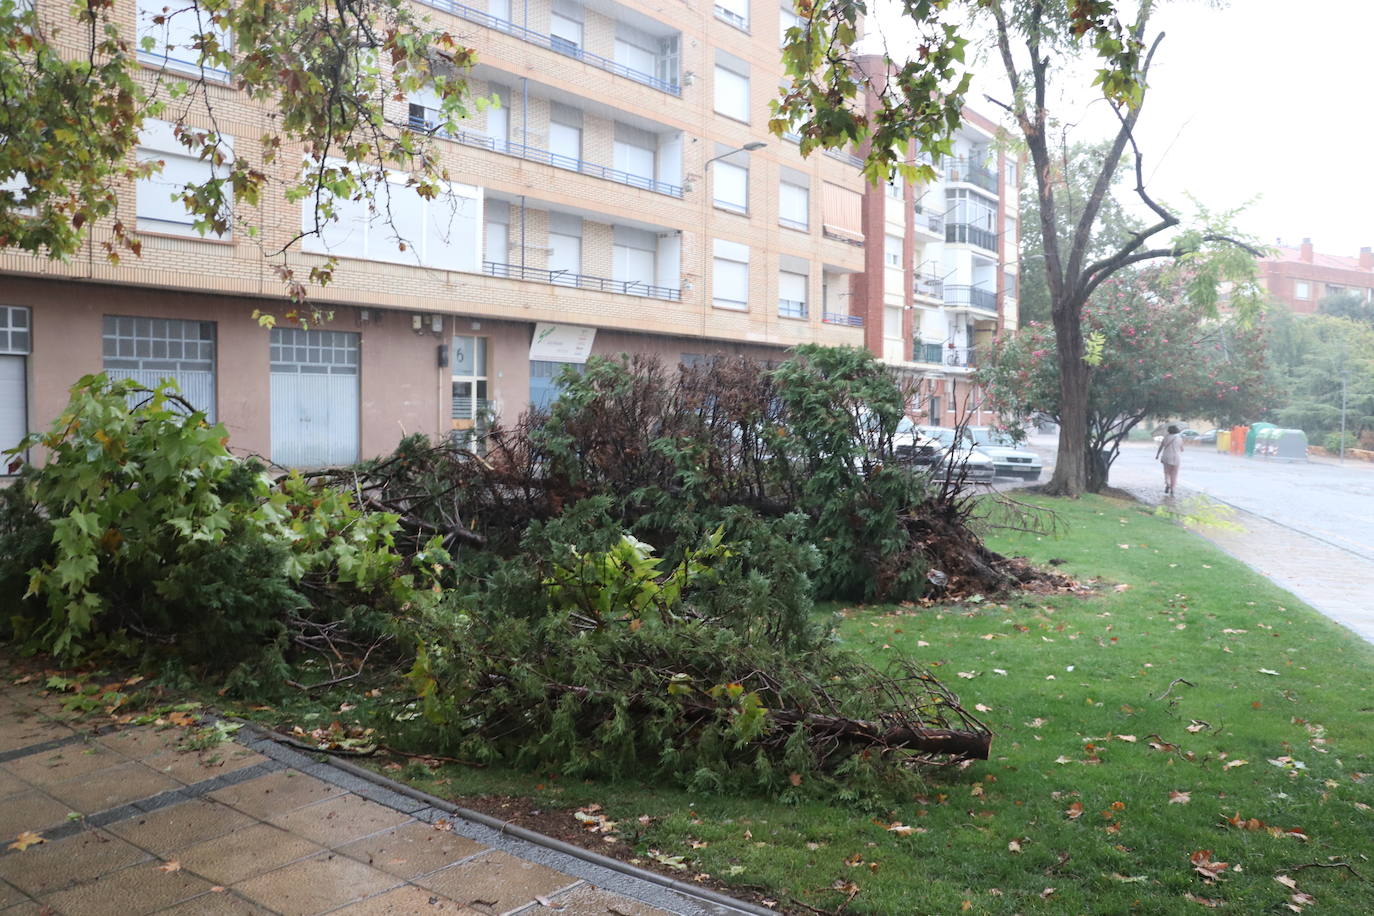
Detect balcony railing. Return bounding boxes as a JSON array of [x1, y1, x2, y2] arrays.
[[483, 261, 681, 301], [946, 221, 998, 252], [945, 346, 977, 368], [945, 158, 999, 194], [411, 117, 685, 198], [421, 0, 681, 96], [778, 299, 807, 319], [713, 5, 748, 29], [822, 311, 863, 328], [824, 148, 865, 169], [915, 342, 945, 364], [914, 208, 945, 234], [944, 284, 998, 313], [913, 274, 943, 299]]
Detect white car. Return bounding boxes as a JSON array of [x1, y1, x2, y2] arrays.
[[968, 427, 1043, 481], [913, 426, 997, 483]]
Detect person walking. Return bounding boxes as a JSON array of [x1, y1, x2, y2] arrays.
[[1156, 424, 1185, 495]]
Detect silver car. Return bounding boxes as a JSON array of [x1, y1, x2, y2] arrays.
[[968, 427, 1043, 481], [913, 426, 997, 483]]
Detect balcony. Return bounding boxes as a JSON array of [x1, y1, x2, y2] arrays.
[[946, 221, 998, 253], [945, 158, 999, 194], [915, 342, 944, 364], [483, 261, 681, 300], [943, 284, 998, 314], [411, 116, 684, 198], [822, 311, 864, 328], [945, 346, 977, 368], [914, 208, 944, 235], [913, 343, 977, 367], [913, 274, 943, 300], [421, 0, 681, 95]]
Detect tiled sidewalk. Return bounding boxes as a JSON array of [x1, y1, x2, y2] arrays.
[[0, 674, 758, 916]]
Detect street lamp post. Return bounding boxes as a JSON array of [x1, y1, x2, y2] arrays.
[[703, 141, 767, 169]]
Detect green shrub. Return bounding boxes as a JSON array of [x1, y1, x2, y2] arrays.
[[1323, 431, 1358, 453]]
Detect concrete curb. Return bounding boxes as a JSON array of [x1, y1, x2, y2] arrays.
[[237, 725, 777, 916]]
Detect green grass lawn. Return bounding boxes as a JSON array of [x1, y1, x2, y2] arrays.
[[381, 494, 1374, 914]]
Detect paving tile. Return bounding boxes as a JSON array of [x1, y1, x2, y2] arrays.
[[233, 852, 402, 916], [267, 794, 413, 847], [95, 727, 186, 761], [40, 859, 213, 916], [0, 829, 150, 897], [143, 745, 268, 786], [44, 760, 181, 814], [542, 885, 676, 916], [414, 851, 579, 915], [336, 821, 488, 880], [0, 879, 26, 908], [0, 719, 74, 754], [208, 769, 345, 820], [106, 798, 256, 857], [0, 769, 26, 801], [175, 822, 323, 887], [154, 889, 278, 915], [0, 789, 76, 840], [1, 742, 116, 786], [328, 884, 483, 915], [0, 901, 48, 915]]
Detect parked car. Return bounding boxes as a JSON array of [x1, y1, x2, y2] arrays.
[[908, 425, 996, 483], [967, 426, 1044, 480], [1197, 428, 1218, 445], [892, 418, 943, 466]]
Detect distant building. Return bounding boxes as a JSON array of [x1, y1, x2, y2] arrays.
[[1259, 239, 1374, 314]]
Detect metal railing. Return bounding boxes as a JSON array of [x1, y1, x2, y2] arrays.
[[713, 5, 748, 29], [915, 208, 945, 234], [408, 115, 684, 198], [824, 148, 865, 168], [913, 274, 943, 299], [946, 221, 998, 252], [944, 284, 997, 312], [915, 342, 945, 364], [822, 311, 863, 328], [945, 158, 999, 194], [944, 346, 977, 368], [778, 299, 807, 319], [421, 0, 682, 96], [483, 261, 681, 300]]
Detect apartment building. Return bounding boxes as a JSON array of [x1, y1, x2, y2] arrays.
[[1258, 239, 1374, 315], [0, 0, 1018, 464]]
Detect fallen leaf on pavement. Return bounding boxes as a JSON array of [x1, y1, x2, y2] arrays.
[[7, 832, 44, 852], [159, 861, 181, 873]]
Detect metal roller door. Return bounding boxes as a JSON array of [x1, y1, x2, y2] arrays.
[[269, 328, 359, 467], [101, 315, 216, 420], [0, 306, 31, 459]]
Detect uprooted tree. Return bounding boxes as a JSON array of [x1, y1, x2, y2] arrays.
[[776, 0, 1264, 496]]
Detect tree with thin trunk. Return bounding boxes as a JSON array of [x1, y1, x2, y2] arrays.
[[777, 0, 1263, 495]]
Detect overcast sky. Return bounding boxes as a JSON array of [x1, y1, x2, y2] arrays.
[[866, 0, 1374, 258]]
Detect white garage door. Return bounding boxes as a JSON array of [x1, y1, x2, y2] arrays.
[[270, 328, 360, 467], [102, 315, 216, 420], [0, 306, 31, 460]]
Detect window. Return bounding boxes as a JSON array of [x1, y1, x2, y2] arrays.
[[487, 86, 510, 149], [488, 0, 511, 21], [0, 306, 31, 463], [1295, 280, 1311, 300], [713, 239, 749, 310], [713, 160, 748, 213], [451, 336, 490, 438], [485, 200, 509, 264], [715, 0, 749, 30], [136, 0, 230, 78], [550, 1, 583, 54], [613, 123, 657, 181], [928, 396, 940, 420], [885, 234, 903, 268], [821, 182, 863, 243], [945, 188, 997, 230], [613, 226, 658, 292], [136, 119, 232, 238], [548, 212, 582, 283], [714, 56, 750, 122], [779, 270, 807, 318], [779, 4, 801, 46], [303, 176, 481, 271], [779, 181, 809, 230], [102, 315, 217, 420], [548, 104, 583, 164], [531, 360, 584, 412], [656, 35, 680, 87], [886, 174, 903, 200], [614, 26, 658, 77], [1327, 284, 1345, 296]]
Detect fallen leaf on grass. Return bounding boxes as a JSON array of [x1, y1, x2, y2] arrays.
[[1169, 791, 1192, 805], [993, 668, 1008, 676], [1007, 839, 1022, 853], [1223, 760, 1248, 770], [1115, 734, 1137, 743], [956, 671, 978, 679], [1184, 893, 1225, 907], [1186, 721, 1209, 733], [1288, 891, 1316, 911], [1065, 802, 1084, 820], [886, 823, 922, 836], [974, 703, 992, 713], [7, 831, 44, 851], [1040, 887, 1056, 899], [1190, 850, 1230, 883], [1274, 875, 1298, 890], [1111, 873, 1147, 883]]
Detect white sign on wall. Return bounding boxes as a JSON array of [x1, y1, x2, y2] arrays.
[[529, 322, 597, 363]]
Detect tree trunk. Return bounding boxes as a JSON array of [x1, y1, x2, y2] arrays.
[[1044, 305, 1089, 496]]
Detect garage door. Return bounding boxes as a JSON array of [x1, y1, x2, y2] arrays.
[[0, 306, 31, 460], [270, 328, 359, 467], [102, 315, 216, 420]]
